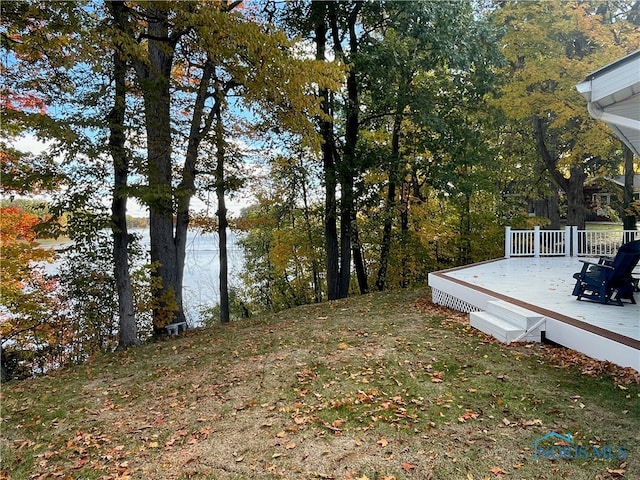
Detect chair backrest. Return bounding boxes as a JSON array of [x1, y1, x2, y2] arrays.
[[609, 240, 640, 283]]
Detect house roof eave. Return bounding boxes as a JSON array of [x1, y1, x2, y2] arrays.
[[576, 51, 640, 158]]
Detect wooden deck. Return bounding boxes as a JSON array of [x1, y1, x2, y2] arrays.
[[428, 257, 640, 371]]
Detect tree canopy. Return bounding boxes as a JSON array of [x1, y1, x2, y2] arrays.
[[493, 0, 640, 228], [1, 0, 638, 378]]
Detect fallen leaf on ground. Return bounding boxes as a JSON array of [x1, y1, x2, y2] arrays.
[[606, 468, 625, 477], [401, 462, 416, 472], [490, 466, 506, 476], [377, 438, 389, 447]]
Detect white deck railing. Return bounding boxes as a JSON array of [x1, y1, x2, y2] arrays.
[[505, 226, 639, 258]]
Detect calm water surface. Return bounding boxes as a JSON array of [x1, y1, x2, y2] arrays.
[[43, 229, 245, 326]]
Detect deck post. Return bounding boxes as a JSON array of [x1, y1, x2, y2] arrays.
[[533, 226, 540, 258], [564, 226, 571, 257], [505, 226, 511, 258], [571, 226, 579, 257]]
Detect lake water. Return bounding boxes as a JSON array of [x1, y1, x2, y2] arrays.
[[43, 229, 245, 326], [170, 229, 245, 324]]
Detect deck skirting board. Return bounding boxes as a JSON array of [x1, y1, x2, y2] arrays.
[[545, 318, 639, 370], [431, 288, 481, 313], [429, 272, 495, 312]]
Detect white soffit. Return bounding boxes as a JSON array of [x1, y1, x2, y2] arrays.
[[576, 50, 640, 158]]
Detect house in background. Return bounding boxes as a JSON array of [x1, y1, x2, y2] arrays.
[[584, 174, 640, 222]]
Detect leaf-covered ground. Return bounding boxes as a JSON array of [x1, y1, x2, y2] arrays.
[[2, 289, 638, 480]]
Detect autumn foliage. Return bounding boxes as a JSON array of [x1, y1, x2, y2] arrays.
[[0, 206, 54, 306], [0, 206, 62, 379]]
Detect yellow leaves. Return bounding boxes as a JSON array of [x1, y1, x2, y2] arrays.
[[271, 228, 317, 276], [493, 1, 640, 176], [494, 0, 640, 163], [174, 2, 343, 151]]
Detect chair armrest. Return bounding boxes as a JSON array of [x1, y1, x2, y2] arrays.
[[579, 260, 614, 270], [598, 255, 614, 265]]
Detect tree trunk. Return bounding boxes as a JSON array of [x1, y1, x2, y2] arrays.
[[376, 176, 396, 292], [106, 4, 139, 348], [217, 192, 230, 324], [458, 192, 472, 265], [565, 165, 586, 229], [400, 180, 410, 287], [174, 61, 216, 326], [109, 2, 178, 332], [314, 2, 340, 301], [324, 138, 340, 300], [132, 5, 185, 331], [622, 143, 637, 233], [333, 3, 362, 299], [338, 174, 353, 297], [547, 188, 561, 229], [351, 207, 369, 294], [214, 92, 230, 324], [376, 105, 403, 291], [300, 160, 322, 302], [532, 115, 586, 229]]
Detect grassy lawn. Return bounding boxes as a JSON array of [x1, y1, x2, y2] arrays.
[[585, 223, 624, 231], [1, 289, 638, 479]]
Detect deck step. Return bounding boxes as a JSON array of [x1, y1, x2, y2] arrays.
[[470, 311, 523, 344], [470, 310, 543, 344], [485, 300, 544, 330]]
